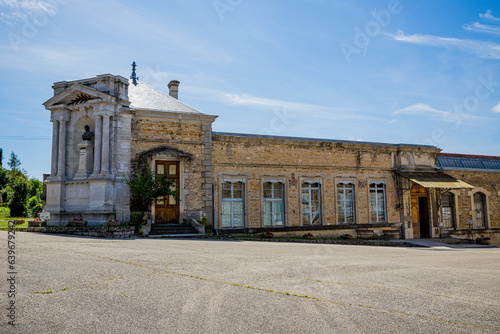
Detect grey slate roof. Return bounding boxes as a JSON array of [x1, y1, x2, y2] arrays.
[[128, 80, 204, 114], [213, 132, 437, 148]]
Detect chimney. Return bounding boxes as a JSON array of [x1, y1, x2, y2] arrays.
[[168, 80, 180, 99]]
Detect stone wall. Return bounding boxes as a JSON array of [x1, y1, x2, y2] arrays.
[[130, 111, 216, 224], [441, 170, 500, 235], [211, 134, 438, 232]]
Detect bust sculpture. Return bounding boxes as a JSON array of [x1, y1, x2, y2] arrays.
[[82, 125, 94, 141]]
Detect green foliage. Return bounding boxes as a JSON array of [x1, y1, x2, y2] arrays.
[[7, 176, 28, 217], [27, 195, 42, 218], [129, 212, 146, 234], [196, 214, 209, 227], [196, 214, 212, 234], [0, 167, 7, 190], [8, 152, 21, 171], [0, 151, 42, 218], [123, 169, 178, 214], [0, 167, 7, 203], [27, 178, 43, 198]]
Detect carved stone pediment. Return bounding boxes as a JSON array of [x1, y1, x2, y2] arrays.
[[43, 83, 108, 109]]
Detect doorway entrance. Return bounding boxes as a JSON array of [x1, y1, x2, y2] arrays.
[[154, 161, 180, 223], [411, 184, 430, 238]]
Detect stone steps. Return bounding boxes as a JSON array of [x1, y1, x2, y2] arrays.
[[149, 223, 198, 235]]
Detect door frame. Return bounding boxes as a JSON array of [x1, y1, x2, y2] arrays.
[[411, 184, 429, 239], [151, 157, 184, 223]]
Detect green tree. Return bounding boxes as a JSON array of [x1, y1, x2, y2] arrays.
[[27, 195, 42, 218], [26, 178, 43, 217], [8, 152, 21, 171], [124, 169, 178, 230], [27, 178, 43, 198], [0, 168, 7, 204], [7, 176, 28, 217]]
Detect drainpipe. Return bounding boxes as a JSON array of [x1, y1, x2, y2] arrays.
[[212, 183, 218, 236], [394, 172, 405, 239]]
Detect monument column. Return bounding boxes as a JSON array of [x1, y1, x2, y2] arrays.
[[101, 115, 110, 174], [56, 120, 67, 177], [51, 120, 59, 176], [93, 115, 102, 174]]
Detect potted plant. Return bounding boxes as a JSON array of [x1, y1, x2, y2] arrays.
[[13, 219, 25, 225], [303, 232, 314, 240], [107, 219, 120, 227], [340, 233, 352, 240], [68, 218, 87, 227], [28, 218, 46, 227], [476, 236, 491, 245], [261, 231, 274, 239]]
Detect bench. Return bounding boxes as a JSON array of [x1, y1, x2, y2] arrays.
[[356, 229, 375, 239], [382, 229, 400, 240]]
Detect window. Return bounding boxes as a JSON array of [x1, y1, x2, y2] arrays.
[[302, 182, 321, 225], [441, 192, 454, 229], [263, 181, 284, 227], [337, 181, 355, 224], [369, 182, 386, 223], [474, 192, 486, 228], [221, 180, 244, 228]]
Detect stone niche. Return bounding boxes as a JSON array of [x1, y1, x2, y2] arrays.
[[43, 74, 132, 226]]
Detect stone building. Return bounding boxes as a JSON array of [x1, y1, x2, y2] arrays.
[[42, 72, 500, 242]]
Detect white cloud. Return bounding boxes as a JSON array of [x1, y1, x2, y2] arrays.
[[387, 30, 500, 60], [394, 103, 448, 116], [464, 22, 500, 36], [394, 103, 488, 124], [0, 0, 55, 13], [222, 93, 340, 112], [492, 102, 500, 113], [480, 10, 500, 22], [0, 0, 57, 25]]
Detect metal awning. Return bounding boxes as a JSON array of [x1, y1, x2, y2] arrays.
[[397, 171, 474, 189]]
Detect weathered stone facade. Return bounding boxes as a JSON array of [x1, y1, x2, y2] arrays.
[[43, 72, 499, 242], [439, 166, 500, 244], [130, 111, 216, 223]]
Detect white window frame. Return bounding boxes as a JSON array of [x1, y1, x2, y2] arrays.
[[221, 179, 245, 228], [263, 181, 285, 227], [337, 181, 355, 224], [369, 182, 386, 223], [301, 181, 321, 225]]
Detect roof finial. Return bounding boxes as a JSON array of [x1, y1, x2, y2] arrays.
[[131, 61, 139, 86]]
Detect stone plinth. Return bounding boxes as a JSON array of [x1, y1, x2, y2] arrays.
[[74, 141, 93, 179]]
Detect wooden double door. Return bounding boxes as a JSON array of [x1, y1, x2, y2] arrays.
[[154, 161, 179, 223], [411, 184, 430, 238]]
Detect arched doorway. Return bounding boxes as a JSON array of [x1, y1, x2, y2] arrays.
[[411, 184, 430, 238]]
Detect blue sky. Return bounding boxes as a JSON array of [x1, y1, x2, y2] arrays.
[[1, 0, 499, 180]]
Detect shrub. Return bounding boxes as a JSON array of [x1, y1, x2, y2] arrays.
[[129, 212, 146, 233]]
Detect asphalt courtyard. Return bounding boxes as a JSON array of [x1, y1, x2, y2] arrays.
[[1, 232, 499, 333]]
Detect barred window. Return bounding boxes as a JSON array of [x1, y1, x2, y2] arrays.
[[474, 192, 486, 228], [441, 192, 454, 229]]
